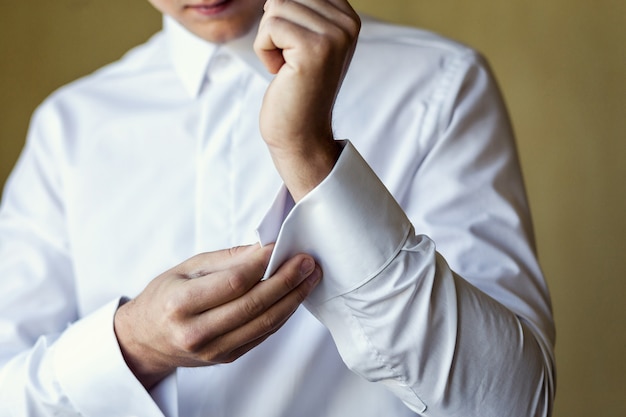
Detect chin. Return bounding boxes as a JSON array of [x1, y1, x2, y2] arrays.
[[190, 16, 259, 44], [201, 28, 248, 43]]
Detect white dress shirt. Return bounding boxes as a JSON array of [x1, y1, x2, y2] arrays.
[[0, 15, 555, 417]]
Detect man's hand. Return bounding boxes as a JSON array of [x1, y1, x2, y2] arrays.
[[114, 244, 321, 390], [254, 0, 360, 201]]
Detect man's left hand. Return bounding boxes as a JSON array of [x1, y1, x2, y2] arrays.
[[254, 0, 360, 201]]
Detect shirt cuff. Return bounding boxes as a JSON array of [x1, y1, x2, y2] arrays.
[[52, 298, 167, 417], [257, 140, 412, 305]]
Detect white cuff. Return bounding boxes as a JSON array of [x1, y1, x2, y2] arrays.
[[257, 140, 412, 305], [52, 298, 166, 417]]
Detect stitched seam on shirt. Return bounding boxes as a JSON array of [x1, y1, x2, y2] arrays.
[[433, 50, 477, 141]]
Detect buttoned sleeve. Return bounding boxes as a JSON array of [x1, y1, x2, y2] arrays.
[[0, 103, 169, 417], [259, 51, 555, 416]]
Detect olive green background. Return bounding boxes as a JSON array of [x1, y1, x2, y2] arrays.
[[1, 1, 624, 416]]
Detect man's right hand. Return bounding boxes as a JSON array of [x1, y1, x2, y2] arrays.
[[113, 244, 321, 390]]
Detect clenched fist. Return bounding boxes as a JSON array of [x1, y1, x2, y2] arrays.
[[254, 0, 361, 201]]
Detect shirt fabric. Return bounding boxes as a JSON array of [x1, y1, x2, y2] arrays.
[[0, 14, 555, 417]]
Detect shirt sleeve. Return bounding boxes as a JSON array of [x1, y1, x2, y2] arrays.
[[258, 53, 556, 416], [0, 104, 170, 417]]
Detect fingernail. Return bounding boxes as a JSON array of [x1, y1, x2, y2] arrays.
[[307, 265, 322, 285], [300, 257, 315, 277]]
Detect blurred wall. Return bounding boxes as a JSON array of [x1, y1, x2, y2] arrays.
[[1, 1, 625, 416]]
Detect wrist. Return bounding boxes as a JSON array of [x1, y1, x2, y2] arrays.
[[114, 299, 174, 390], [268, 138, 341, 202]]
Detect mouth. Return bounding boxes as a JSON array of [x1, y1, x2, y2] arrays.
[[185, 0, 233, 16]]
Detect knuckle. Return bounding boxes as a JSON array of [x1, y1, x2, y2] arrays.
[[310, 29, 351, 61], [294, 284, 310, 305], [335, 13, 360, 39], [327, 20, 351, 43], [203, 343, 232, 364], [281, 271, 302, 292], [179, 254, 209, 279], [348, 13, 361, 36], [338, 27, 356, 50], [265, 15, 283, 29], [227, 270, 251, 295], [162, 293, 186, 318], [241, 295, 266, 318], [258, 312, 282, 335], [228, 245, 248, 258], [172, 324, 202, 353], [306, 32, 332, 56]]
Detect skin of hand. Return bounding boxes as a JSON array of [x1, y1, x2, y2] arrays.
[[114, 244, 322, 390], [254, 0, 361, 201]]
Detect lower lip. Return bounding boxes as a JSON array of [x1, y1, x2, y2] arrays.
[[186, 0, 232, 16]]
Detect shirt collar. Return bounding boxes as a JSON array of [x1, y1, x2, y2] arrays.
[[164, 15, 273, 97]]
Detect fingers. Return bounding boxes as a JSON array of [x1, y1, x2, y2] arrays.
[[264, 0, 359, 29], [255, 0, 360, 74], [201, 262, 322, 364], [191, 254, 321, 347], [169, 244, 274, 314], [262, 0, 356, 36]]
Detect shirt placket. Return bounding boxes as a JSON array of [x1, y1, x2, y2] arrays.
[[194, 51, 246, 253]]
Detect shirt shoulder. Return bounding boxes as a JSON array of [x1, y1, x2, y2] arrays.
[[28, 29, 185, 144], [357, 16, 477, 60], [349, 16, 489, 93], [342, 16, 493, 116], [26, 30, 177, 158], [39, 31, 171, 112]]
